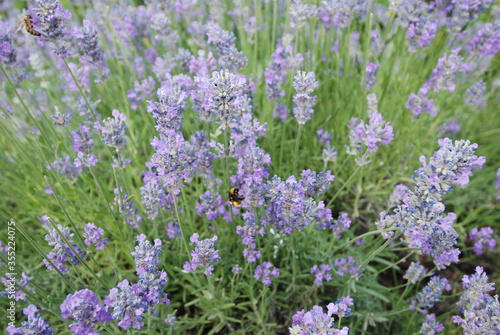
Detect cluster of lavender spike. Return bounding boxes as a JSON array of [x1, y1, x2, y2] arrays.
[[377, 138, 486, 269]]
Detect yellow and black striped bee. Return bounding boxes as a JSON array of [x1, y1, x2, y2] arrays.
[[16, 14, 41, 37], [228, 188, 244, 207]]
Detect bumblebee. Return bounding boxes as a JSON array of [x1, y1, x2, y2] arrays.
[[228, 188, 244, 207], [16, 14, 41, 37]]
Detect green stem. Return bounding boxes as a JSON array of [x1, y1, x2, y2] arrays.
[[326, 165, 362, 208], [293, 123, 303, 174], [172, 192, 191, 260]]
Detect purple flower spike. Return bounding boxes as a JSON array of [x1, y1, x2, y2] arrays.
[[83, 223, 107, 250], [311, 264, 332, 286], [254, 262, 279, 285], [291, 299, 352, 334], [187, 233, 221, 276], [60, 289, 111, 335], [469, 227, 496, 255], [6, 304, 54, 334]]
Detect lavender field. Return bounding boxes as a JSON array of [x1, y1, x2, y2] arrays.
[[0, 0, 500, 334]]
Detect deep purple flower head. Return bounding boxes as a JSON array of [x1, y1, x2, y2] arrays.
[[206, 23, 248, 71], [469, 227, 496, 255], [196, 190, 231, 222], [311, 264, 332, 286], [60, 289, 111, 335], [243, 243, 262, 263], [6, 305, 54, 334], [254, 261, 279, 285], [301, 169, 335, 197], [186, 233, 220, 276], [83, 223, 107, 250], [467, 23, 500, 58]]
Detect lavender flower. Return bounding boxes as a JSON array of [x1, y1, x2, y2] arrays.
[[83, 223, 107, 250], [114, 188, 142, 228], [265, 44, 289, 101], [232, 264, 243, 274], [454, 267, 499, 333], [330, 213, 351, 238], [254, 261, 279, 285], [1, 272, 34, 302], [47, 155, 82, 183], [184, 233, 220, 276], [427, 48, 468, 93], [29, 0, 72, 56], [407, 87, 440, 118], [165, 314, 176, 326], [51, 106, 71, 126], [128, 76, 156, 110], [437, 119, 460, 137], [243, 243, 262, 263], [467, 23, 500, 58], [464, 80, 487, 107], [335, 256, 364, 281], [290, 299, 352, 335], [104, 279, 147, 330], [316, 128, 332, 146], [289, 0, 317, 33], [300, 169, 335, 197], [6, 305, 54, 334], [390, 138, 485, 269], [319, 0, 368, 29], [403, 262, 428, 285], [348, 105, 394, 155], [469, 227, 496, 255], [311, 264, 332, 286], [60, 289, 111, 335], [0, 27, 16, 66], [410, 276, 451, 313], [167, 221, 181, 239], [94, 110, 127, 149], [72, 124, 98, 167], [292, 71, 319, 125], [322, 145, 338, 168], [44, 224, 85, 274], [196, 190, 231, 222], [236, 213, 265, 245], [206, 23, 248, 71], [74, 19, 109, 83], [364, 61, 380, 91], [208, 70, 246, 130], [420, 314, 444, 335], [448, 0, 495, 33], [387, 184, 408, 207]]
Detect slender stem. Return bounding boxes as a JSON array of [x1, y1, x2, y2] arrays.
[[224, 127, 234, 222], [326, 165, 362, 207], [172, 192, 191, 259], [293, 123, 303, 174]]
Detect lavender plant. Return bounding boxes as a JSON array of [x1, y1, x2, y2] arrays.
[[0, 0, 499, 334]]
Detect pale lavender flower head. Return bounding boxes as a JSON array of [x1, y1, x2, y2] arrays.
[[316, 128, 332, 146], [44, 224, 85, 274], [129, 76, 157, 110], [311, 264, 332, 286], [254, 261, 279, 285], [290, 300, 352, 335], [292, 71, 319, 125], [83, 223, 107, 250], [427, 48, 468, 93], [60, 289, 111, 335], [289, 0, 317, 32], [243, 243, 262, 263], [467, 23, 500, 58], [420, 313, 444, 335], [448, 0, 495, 33], [47, 155, 82, 183], [196, 190, 231, 222], [335, 256, 364, 281], [6, 305, 54, 334], [464, 80, 487, 107], [208, 70, 246, 130], [186, 233, 220, 276], [437, 119, 460, 137], [94, 110, 127, 149], [364, 61, 380, 91], [206, 23, 248, 71], [322, 145, 338, 168], [469, 227, 496, 255], [403, 262, 428, 285], [0, 24, 16, 66], [265, 44, 289, 101], [131, 234, 162, 275], [104, 279, 147, 330], [353, 110, 394, 152], [51, 106, 71, 126], [301, 169, 335, 197], [455, 267, 499, 333], [407, 87, 440, 118], [410, 276, 451, 313], [387, 184, 408, 207], [114, 188, 142, 228], [167, 221, 181, 239], [74, 19, 109, 83], [407, 17, 437, 54], [71, 124, 93, 155], [330, 213, 351, 238], [232, 264, 243, 274], [1, 272, 34, 302]]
